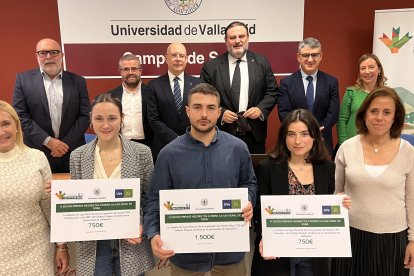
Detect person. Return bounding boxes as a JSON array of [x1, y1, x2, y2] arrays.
[[250, 109, 350, 276], [331, 87, 414, 276], [147, 42, 201, 160], [144, 83, 257, 276], [108, 53, 152, 147], [277, 37, 339, 154], [337, 53, 386, 145], [69, 94, 155, 276], [12, 38, 90, 173], [200, 21, 278, 154], [0, 100, 69, 274]]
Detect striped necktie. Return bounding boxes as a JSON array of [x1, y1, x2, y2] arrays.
[[173, 76, 182, 113]]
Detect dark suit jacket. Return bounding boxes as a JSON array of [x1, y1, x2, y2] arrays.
[[12, 69, 90, 172], [251, 158, 334, 276], [147, 73, 201, 159], [200, 50, 278, 143], [108, 83, 153, 147], [277, 70, 339, 153]]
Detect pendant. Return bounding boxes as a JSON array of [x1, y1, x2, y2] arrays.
[[374, 148, 379, 153]]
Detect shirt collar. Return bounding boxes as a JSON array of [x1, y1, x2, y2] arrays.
[[122, 81, 141, 95], [300, 69, 318, 80], [228, 52, 247, 64], [40, 69, 63, 81], [168, 71, 185, 83], [184, 126, 220, 146]]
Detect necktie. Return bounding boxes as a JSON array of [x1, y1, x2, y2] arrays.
[[48, 81, 61, 137], [173, 76, 182, 113], [231, 59, 241, 110], [306, 76, 314, 111]]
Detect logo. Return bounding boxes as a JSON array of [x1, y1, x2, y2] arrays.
[[322, 205, 341, 215], [93, 188, 101, 196], [301, 204, 309, 212], [165, 0, 202, 15], [163, 201, 191, 210], [115, 189, 133, 198], [222, 199, 241, 209], [55, 191, 83, 200], [201, 198, 208, 206], [265, 206, 291, 215], [379, 27, 412, 53]]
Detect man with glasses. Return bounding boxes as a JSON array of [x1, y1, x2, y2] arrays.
[[277, 37, 339, 154], [13, 38, 90, 173], [108, 53, 152, 147], [147, 42, 201, 160]]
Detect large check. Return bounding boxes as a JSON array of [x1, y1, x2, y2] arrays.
[[261, 195, 351, 257], [51, 179, 140, 242], [160, 188, 249, 253]]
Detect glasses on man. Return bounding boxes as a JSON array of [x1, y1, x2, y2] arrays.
[[299, 52, 321, 59], [36, 50, 61, 58], [119, 67, 142, 73], [168, 53, 186, 59]]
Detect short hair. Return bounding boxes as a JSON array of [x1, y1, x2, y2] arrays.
[[268, 109, 328, 163], [188, 83, 220, 104], [91, 93, 123, 116], [355, 53, 387, 90], [0, 100, 26, 150], [356, 87, 405, 138], [225, 21, 249, 39], [119, 53, 140, 67], [298, 37, 322, 52]]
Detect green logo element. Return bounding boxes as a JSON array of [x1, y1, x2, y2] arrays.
[[124, 189, 133, 198], [379, 27, 412, 53], [231, 200, 241, 209], [331, 205, 341, 214]]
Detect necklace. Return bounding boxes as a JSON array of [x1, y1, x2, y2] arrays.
[[289, 161, 308, 172]]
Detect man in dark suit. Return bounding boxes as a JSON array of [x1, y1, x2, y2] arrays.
[[13, 38, 90, 173], [201, 21, 278, 154], [277, 37, 339, 154], [108, 53, 152, 147], [147, 42, 201, 160]]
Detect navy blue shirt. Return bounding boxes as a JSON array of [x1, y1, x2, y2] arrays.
[[144, 127, 257, 272]]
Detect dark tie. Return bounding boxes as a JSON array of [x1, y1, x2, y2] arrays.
[[231, 59, 241, 110], [306, 76, 314, 111], [173, 77, 182, 113]]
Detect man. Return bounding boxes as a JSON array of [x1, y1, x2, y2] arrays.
[[108, 53, 152, 147], [277, 37, 339, 154], [201, 21, 278, 154], [13, 38, 90, 173], [147, 42, 201, 160], [144, 83, 257, 276]]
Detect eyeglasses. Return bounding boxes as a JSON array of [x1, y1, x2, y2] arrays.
[[119, 67, 142, 73], [36, 50, 61, 58], [168, 53, 187, 59], [299, 52, 321, 59]]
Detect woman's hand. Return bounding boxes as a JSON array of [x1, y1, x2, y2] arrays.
[[338, 192, 351, 210], [55, 244, 70, 274], [125, 224, 143, 244], [259, 239, 278, 260], [404, 241, 414, 268], [44, 181, 52, 195]]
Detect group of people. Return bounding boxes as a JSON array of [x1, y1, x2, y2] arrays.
[[1, 20, 414, 276]]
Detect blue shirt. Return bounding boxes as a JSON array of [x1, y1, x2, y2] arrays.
[[144, 127, 257, 272]]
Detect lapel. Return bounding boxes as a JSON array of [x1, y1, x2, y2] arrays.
[[219, 54, 237, 110], [61, 71, 72, 128], [293, 71, 307, 106], [313, 71, 325, 110], [119, 135, 137, 178], [271, 161, 290, 195], [141, 83, 148, 118], [182, 73, 196, 109], [246, 51, 256, 103], [32, 70, 50, 116], [114, 85, 124, 102], [313, 162, 329, 194], [80, 139, 97, 179], [160, 74, 181, 118]]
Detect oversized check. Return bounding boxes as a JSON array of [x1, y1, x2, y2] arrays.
[[51, 179, 140, 242], [261, 195, 351, 257], [160, 188, 249, 253]]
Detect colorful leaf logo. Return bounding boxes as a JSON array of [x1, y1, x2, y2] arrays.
[[379, 27, 412, 53]]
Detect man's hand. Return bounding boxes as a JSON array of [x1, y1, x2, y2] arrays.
[[243, 107, 262, 119], [242, 201, 253, 223], [150, 234, 175, 260], [222, 110, 238, 124], [47, 138, 69, 157]]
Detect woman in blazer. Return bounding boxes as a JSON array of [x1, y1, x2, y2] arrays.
[[70, 93, 155, 276], [251, 109, 350, 276]]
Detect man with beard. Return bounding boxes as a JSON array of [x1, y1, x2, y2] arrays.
[[145, 83, 257, 276], [147, 42, 201, 160], [13, 38, 90, 173], [108, 53, 152, 147], [201, 21, 278, 154]]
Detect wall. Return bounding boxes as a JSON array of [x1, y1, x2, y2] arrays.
[[1, 1, 412, 149]]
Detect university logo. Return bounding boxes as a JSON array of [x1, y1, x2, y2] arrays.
[[115, 189, 133, 198], [165, 0, 202, 15], [379, 27, 412, 53], [322, 205, 341, 215], [222, 199, 241, 209]]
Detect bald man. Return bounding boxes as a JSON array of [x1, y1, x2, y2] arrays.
[[147, 42, 201, 160], [13, 38, 90, 173]]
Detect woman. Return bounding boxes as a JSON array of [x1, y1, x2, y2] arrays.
[[0, 100, 69, 274], [331, 87, 414, 275], [250, 109, 350, 276], [70, 94, 155, 276], [337, 54, 386, 145]]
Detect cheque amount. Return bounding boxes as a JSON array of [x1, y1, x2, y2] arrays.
[[195, 234, 215, 240], [89, 222, 104, 228], [298, 238, 313, 244]]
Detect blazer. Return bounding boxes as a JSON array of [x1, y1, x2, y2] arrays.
[[147, 73, 201, 159], [108, 83, 153, 147], [277, 70, 339, 153], [251, 158, 334, 276], [69, 135, 155, 276], [200, 50, 278, 143], [12, 69, 90, 171]]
